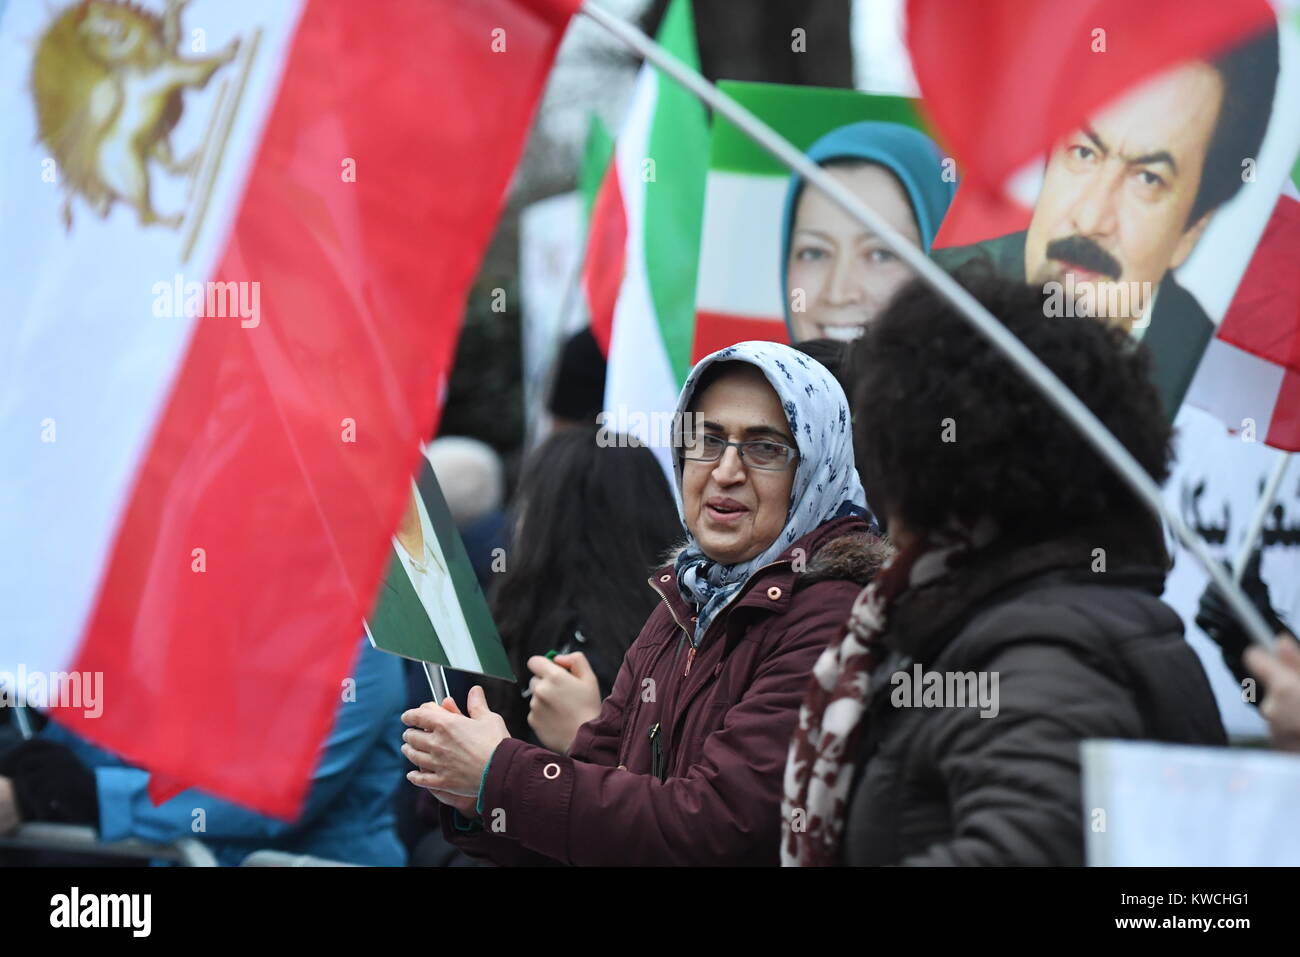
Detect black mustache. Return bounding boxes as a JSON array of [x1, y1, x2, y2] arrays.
[[1044, 235, 1121, 281]]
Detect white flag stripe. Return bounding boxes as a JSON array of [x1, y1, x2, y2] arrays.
[[603, 64, 678, 481], [694, 172, 787, 318], [1186, 338, 1285, 435], [0, 0, 305, 673]]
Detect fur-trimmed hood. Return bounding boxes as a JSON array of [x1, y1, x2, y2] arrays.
[[799, 530, 894, 587]]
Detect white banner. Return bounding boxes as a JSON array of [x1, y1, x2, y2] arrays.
[[519, 190, 584, 447], [1162, 405, 1300, 737]]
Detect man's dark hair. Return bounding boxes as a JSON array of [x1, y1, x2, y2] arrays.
[[1189, 24, 1280, 226], [847, 269, 1173, 544]]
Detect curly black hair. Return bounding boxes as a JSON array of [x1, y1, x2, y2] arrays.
[[847, 268, 1173, 543]]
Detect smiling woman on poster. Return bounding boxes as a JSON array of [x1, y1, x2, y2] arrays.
[[781, 121, 956, 342]]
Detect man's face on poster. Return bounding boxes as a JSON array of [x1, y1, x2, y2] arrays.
[[1024, 61, 1224, 322]]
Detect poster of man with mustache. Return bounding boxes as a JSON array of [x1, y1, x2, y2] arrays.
[[932, 24, 1284, 415]]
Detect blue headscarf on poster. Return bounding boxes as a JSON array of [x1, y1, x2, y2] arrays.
[[778, 121, 957, 337]]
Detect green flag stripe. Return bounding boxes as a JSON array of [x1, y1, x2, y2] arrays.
[[579, 113, 615, 226], [643, 0, 709, 386], [710, 81, 929, 176]]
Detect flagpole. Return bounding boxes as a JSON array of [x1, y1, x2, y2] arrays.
[[1233, 451, 1292, 582], [578, 0, 1278, 650], [423, 661, 449, 703]]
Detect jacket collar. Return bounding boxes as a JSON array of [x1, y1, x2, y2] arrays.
[[649, 515, 871, 634], [882, 520, 1168, 663]]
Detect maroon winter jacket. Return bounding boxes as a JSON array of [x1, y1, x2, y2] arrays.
[[436, 515, 887, 866]]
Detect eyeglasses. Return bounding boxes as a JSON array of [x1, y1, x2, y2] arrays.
[[679, 432, 798, 471]]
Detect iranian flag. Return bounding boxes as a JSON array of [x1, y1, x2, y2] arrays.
[[1185, 174, 1300, 450], [0, 0, 574, 818], [588, 0, 707, 468]]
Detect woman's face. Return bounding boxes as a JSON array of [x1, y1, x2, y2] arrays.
[[786, 164, 921, 342], [682, 366, 797, 565]]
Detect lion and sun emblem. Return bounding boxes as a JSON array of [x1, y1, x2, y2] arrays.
[[29, 0, 258, 243]]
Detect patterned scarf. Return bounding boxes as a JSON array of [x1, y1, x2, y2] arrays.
[[781, 520, 995, 866], [672, 341, 869, 646]]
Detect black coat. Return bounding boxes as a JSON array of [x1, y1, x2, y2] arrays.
[[843, 531, 1226, 866]]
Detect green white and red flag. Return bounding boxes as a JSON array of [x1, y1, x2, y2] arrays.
[[584, 0, 708, 466]]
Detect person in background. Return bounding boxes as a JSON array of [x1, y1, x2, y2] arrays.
[[1246, 636, 1300, 753], [784, 270, 1225, 867], [488, 428, 680, 752], [782, 121, 956, 343], [403, 342, 888, 865], [1195, 548, 1292, 692], [0, 638, 406, 866], [546, 327, 606, 431], [1195, 547, 1300, 749], [427, 436, 507, 588]]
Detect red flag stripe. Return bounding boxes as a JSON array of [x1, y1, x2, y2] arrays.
[[691, 311, 789, 362], [1216, 195, 1300, 370], [583, 162, 627, 357], [55, 0, 575, 819], [1267, 369, 1300, 451]]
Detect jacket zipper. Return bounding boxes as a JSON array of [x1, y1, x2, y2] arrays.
[[648, 721, 664, 780], [651, 585, 695, 677], [615, 596, 683, 769], [645, 558, 796, 776], [650, 558, 794, 677]]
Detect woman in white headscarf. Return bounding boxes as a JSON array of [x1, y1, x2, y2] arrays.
[[400, 342, 890, 865]]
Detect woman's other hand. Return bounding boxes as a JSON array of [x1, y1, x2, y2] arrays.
[[402, 687, 509, 817], [526, 652, 602, 754]]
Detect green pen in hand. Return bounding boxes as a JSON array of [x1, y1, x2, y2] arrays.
[[521, 648, 569, 699]]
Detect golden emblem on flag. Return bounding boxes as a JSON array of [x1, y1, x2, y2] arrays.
[[30, 0, 257, 254]]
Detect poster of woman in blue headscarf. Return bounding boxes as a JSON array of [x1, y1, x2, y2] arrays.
[[690, 82, 956, 359]]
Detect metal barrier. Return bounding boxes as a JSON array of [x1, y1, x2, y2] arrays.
[[0, 822, 218, 866]]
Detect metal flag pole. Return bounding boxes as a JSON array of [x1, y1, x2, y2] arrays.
[[578, 0, 1278, 649], [1233, 451, 1292, 582], [13, 702, 34, 740], [423, 661, 450, 704]]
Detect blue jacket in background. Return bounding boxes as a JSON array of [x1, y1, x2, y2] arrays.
[[41, 638, 407, 866]]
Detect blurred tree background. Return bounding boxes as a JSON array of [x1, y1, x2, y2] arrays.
[[439, 0, 858, 492]]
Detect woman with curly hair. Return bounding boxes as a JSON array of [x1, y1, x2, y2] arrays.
[[783, 270, 1226, 866]]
